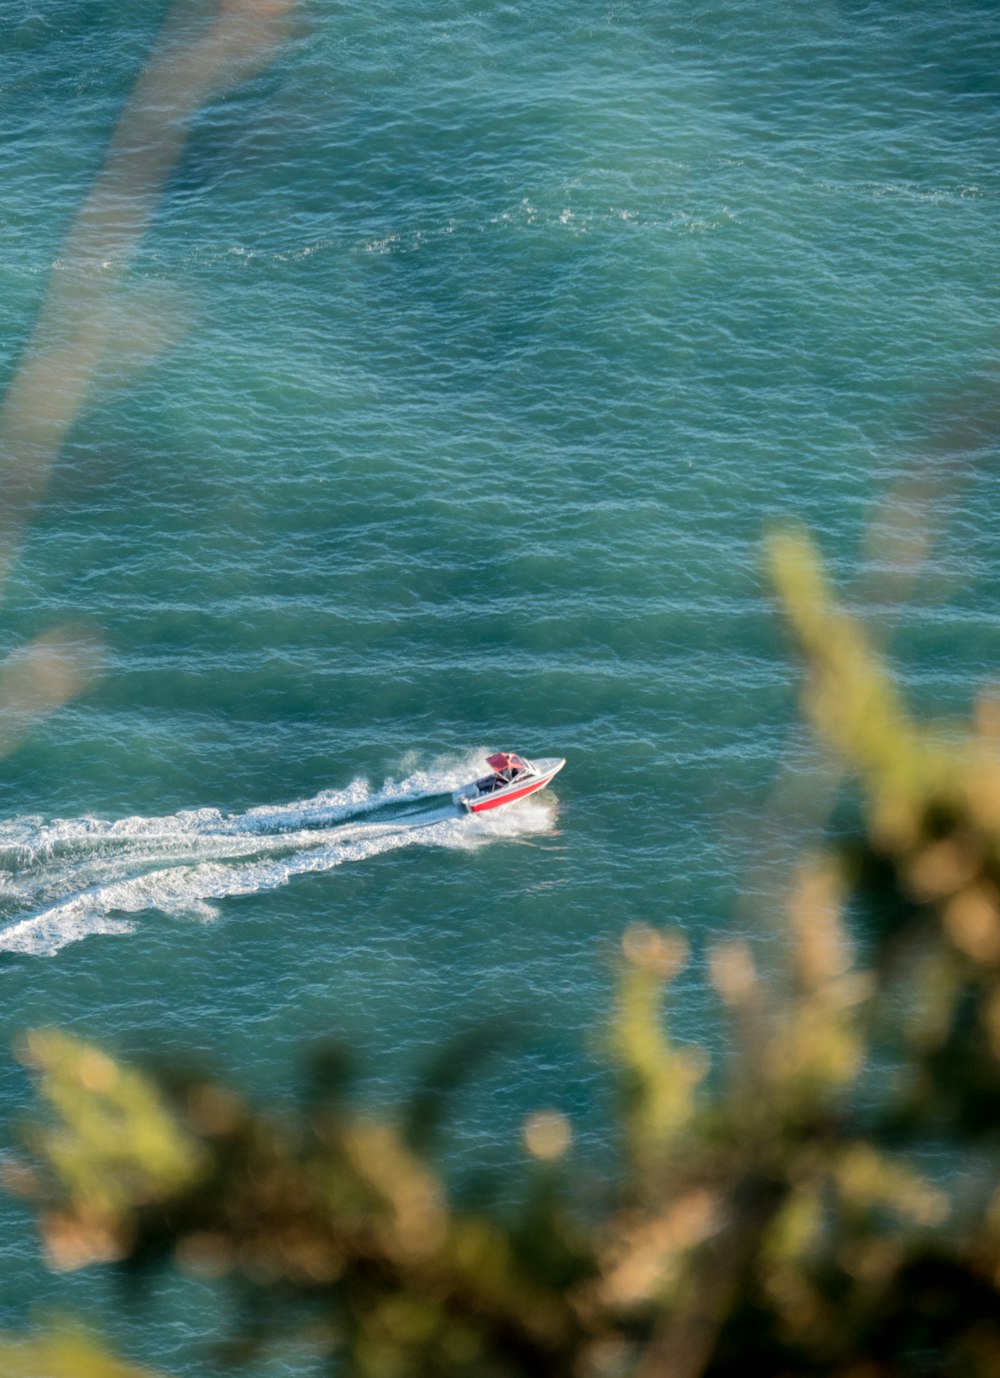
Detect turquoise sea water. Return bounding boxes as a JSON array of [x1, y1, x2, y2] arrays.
[[2, 0, 1000, 1369]]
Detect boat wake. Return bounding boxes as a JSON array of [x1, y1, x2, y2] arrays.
[[0, 755, 557, 958]]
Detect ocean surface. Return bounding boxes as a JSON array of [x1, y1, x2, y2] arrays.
[[2, 0, 999, 1370]]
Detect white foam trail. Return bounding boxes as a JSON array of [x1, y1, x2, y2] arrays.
[[0, 755, 484, 860], [0, 755, 558, 958]]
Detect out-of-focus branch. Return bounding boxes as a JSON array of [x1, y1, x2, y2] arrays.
[[0, 0, 297, 755], [2, 0, 296, 577], [0, 1326, 165, 1378], [0, 629, 103, 761], [11, 535, 1000, 1374], [768, 525, 959, 854]]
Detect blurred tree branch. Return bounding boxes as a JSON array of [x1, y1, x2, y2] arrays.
[[0, 1326, 163, 1378], [0, 0, 298, 758], [8, 548, 1000, 1375]]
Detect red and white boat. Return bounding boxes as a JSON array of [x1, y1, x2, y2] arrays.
[[453, 752, 566, 813]]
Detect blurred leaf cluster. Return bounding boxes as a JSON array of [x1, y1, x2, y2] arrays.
[[7, 530, 1000, 1376]]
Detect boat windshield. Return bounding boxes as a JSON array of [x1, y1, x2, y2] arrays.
[[484, 751, 529, 784]]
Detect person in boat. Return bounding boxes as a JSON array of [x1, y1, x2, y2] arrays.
[[484, 752, 527, 791]]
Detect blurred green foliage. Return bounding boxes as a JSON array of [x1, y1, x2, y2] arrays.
[[0, 1325, 160, 1378], [7, 529, 1000, 1376]]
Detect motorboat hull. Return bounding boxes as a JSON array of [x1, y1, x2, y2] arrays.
[[453, 757, 565, 813]]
